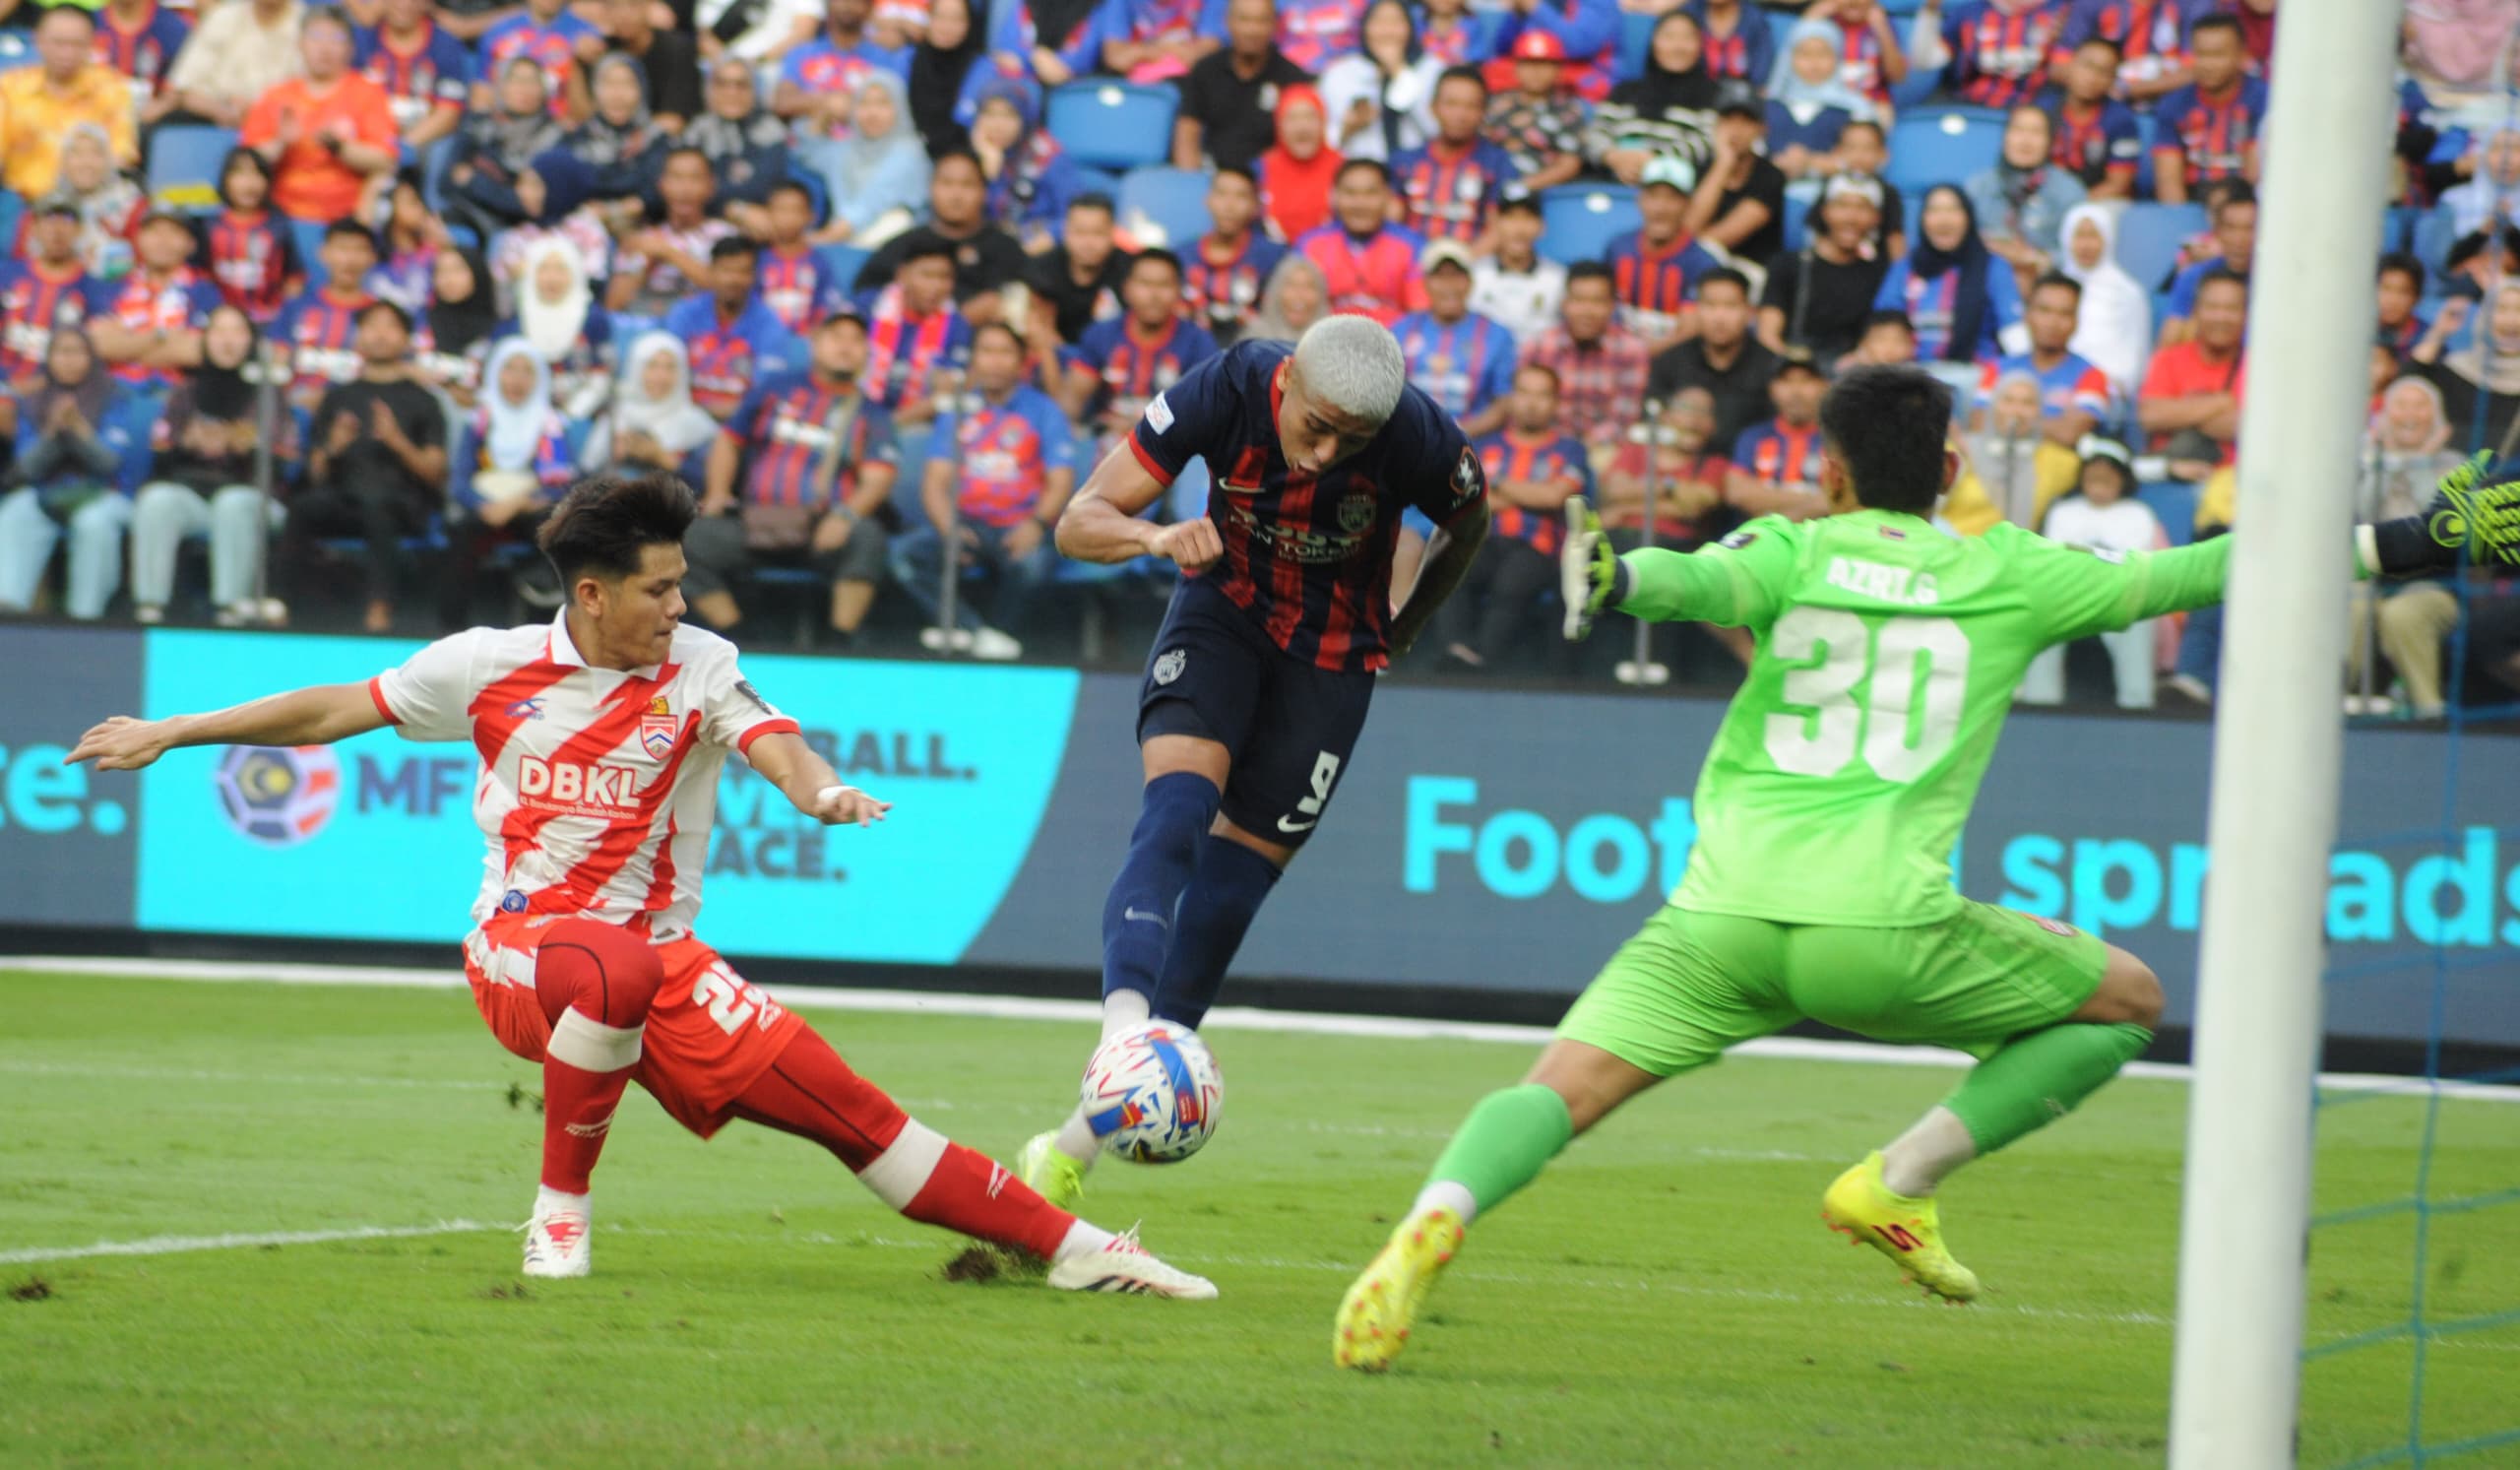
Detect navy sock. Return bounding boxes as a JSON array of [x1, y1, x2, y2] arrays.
[[1151, 835, 1282, 1029], [1099, 772, 1222, 1002]]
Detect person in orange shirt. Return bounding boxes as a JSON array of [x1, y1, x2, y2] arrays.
[[240, 8, 401, 223], [0, 10, 140, 199]]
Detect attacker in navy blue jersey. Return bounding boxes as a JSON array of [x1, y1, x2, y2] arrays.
[[1018, 315, 1491, 1205]]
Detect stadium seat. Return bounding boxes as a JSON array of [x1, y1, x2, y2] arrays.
[[0, 32, 32, 70], [1073, 163, 1123, 203], [1883, 109, 2005, 198], [1615, 9, 1657, 85], [789, 164, 831, 227], [148, 126, 240, 215], [2408, 201, 2459, 278], [2140, 479, 2201, 546], [1045, 82, 1178, 172], [1116, 165, 1213, 249], [0, 192, 19, 259], [1538, 184, 1640, 266], [290, 218, 332, 288], [2115, 202, 2207, 295], [815, 242, 871, 294]]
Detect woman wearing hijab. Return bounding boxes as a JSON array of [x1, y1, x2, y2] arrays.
[[684, 57, 794, 214], [1874, 184, 2026, 365], [2056, 203, 2150, 400], [1762, 18, 1875, 179], [798, 71, 934, 246], [439, 340, 577, 624], [1319, 0, 1442, 165], [129, 305, 300, 625], [34, 124, 145, 280], [2412, 280, 2520, 456], [567, 54, 670, 208], [2345, 374, 2465, 717], [497, 235, 615, 420], [908, 0, 998, 155], [1247, 252, 1331, 343], [1592, 11, 1722, 185], [584, 333, 721, 476], [0, 328, 137, 618], [1964, 104, 2086, 285], [414, 246, 499, 405], [1259, 85, 1342, 243], [444, 57, 570, 238], [968, 78, 1083, 245]]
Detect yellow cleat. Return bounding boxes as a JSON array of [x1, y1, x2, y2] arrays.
[[1016, 1130, 1087, 1213], [1333, 1206, 1465, 1372], [1821, 1152, 1981, 1304]]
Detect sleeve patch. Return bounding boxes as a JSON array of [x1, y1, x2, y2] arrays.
[[733, 678, 779, 716], [1719, 529, 1759, 550], [1145, 392, 1174, 433], [1452, 444, 1482, 505]]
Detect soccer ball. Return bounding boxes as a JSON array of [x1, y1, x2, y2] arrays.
[[1079, 1021, 1224, 1164]]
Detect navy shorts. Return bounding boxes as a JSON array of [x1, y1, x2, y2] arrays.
[[1137, 580, 1376, 849]]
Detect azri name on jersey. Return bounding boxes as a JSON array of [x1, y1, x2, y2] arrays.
[[1825, 556, 1941, 607]]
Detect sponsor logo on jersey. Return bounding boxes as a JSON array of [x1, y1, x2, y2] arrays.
[[499, 888, 530, 913], [1145, 391, 1174, 432], [1153, 649, 1187, 685], [733, 678, 778, 716], [505, 697, 546, 721], [212, 744, 341, 847], [516, 754, 645, 815]]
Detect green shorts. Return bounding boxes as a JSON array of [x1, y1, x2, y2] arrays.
[[1555, 901, 2109, 1078]]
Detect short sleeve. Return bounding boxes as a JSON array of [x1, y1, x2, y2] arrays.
[[1405, 410, 1485, 526], [371, 630, 486, 741], [1128, 347, 1237, 486], [700, 649, 802, 755]]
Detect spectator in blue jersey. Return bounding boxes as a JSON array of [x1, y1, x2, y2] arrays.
[[1726, 350, 1827, 520], [685, 58, 793, 215], [859, 235, 974, 439], [275, 223, 383, 415], [2042, 34, 2138, 201], [796, 71, 930, 251], [1062, 249, 1222, 449], [990, 0, 1104, 93], [87, 211, 222, 399], [1911, 0, 2066, 112], [1644, 265, 1778, 456], [1965, 105, 2085, 286], [499, 235, 613, 420], [774, 0, 913, 144], [2149, 14, 2265, 206], [1392, 240, 1517, 438], [2158, 181, 2252, 347], [1185, 166, 1291, 345], [95, 0, 193, 130], [0, 205, 100, 395], [1098, 0, 1224, 82], [1392, 68, 1517, 249], [1173, 0, 1310, 175], [753, 183, 847, 337], [1874, 185, 2026, 366], [1435, 360, 1590, 671], [969, 80, 1083, 249], [1761, 18, 1875, 182], [664, 238, 806, 421], [1496, 0, 1618, 99], [693, 310, 903, 644], [1592, 11, 1719, 187], [1026, 194, 1134, 351], [892, 320, 1076, 661], [475, 0, 602, 120], [0, 328, 137, 619], [354, 0, 470, 155], [1687, 0, 1774, 86], [1971, 272, 2109, 446], [1606, 155, 1725, 356], [2049, 0, 2206, 103]]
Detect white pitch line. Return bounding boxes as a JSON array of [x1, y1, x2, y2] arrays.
[[0, 1220, 503, 1265], [6, 955, 2517, 1104]]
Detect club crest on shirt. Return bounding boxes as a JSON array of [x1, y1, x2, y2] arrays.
[[1153, 648, 1187, 685], [1452, 445, 1482, 504], [639, 697, 678, 760], [1337, 492, 1377, 533]]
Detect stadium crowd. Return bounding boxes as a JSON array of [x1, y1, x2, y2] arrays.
[[0, 0, 2515, 711]]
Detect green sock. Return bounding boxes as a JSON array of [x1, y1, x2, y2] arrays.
[[1424, 1083, 1575, 1217], [1942, 1022, 2152, 1155]]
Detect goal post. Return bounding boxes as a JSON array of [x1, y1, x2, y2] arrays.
[[2167, 1, 2407, 1465]]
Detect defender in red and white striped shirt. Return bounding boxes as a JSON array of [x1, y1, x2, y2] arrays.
[[66, 472, 1213, 1300]]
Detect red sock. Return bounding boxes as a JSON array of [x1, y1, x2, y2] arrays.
[[532, 923, 664, 1195], [730, 1028, 1077, 1259]]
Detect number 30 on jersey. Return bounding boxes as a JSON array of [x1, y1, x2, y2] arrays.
[[1764, 608, 1970, 783]]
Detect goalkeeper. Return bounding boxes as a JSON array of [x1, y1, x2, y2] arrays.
[[1334, 364, 2520, 1371]]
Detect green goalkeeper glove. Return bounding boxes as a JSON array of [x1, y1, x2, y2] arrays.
[[1559, 500, 1627, 641], [2366, 451, 2520, 577]]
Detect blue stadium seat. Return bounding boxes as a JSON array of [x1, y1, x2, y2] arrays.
[[2140, 479, 2200, 546], [1883, 109, 2005, 198], [1538, 184, 1639, 266], [2115, 202, 2207, 295], [0, 192, 19, 259], [2133, 108, 2160, 198], [0, 32, 33, 71], [788, 162, 830, 226], [1117, 164, 1213, 249], [1045, 82, 1178, 172], [1073, 163, 1123, 202], [2408, 201, 2459, 278], [290, 218, 332, 288], [1615, 9, 1657, 85], [148, 126, 240, 215], [816, 242, 871, 295]]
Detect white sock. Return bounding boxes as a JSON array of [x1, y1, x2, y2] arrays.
[[534, 1184, 590, 1219], [1412, 1180, 1478, 1227], [1052, 1219, 1117, 1263], [1879, 1107, 1978, 1197], [1052, 1103, 1102, 1171], [1100, 989, 1152, 1039]]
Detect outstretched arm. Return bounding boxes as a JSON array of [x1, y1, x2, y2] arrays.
[[742, 730, 893, 827], [2362, 453, 2520, 578], [64, 683, 392, 772]]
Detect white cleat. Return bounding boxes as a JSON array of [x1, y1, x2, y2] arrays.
[[1045, 1228, 1217, 1300], [522, 1209, 592, 1279]]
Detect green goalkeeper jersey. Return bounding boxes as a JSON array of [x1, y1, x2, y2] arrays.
[[1619, 509, 2233, 927]]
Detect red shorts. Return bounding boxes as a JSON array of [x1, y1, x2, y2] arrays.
[[463, 913, 807, 1138]]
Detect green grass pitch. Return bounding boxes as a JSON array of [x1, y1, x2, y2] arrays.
[[3, 969, 2515, 1469]]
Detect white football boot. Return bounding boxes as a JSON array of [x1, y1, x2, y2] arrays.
[[522, 1206, 593, 1279], [1045, 1227, 1217, 1300]]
